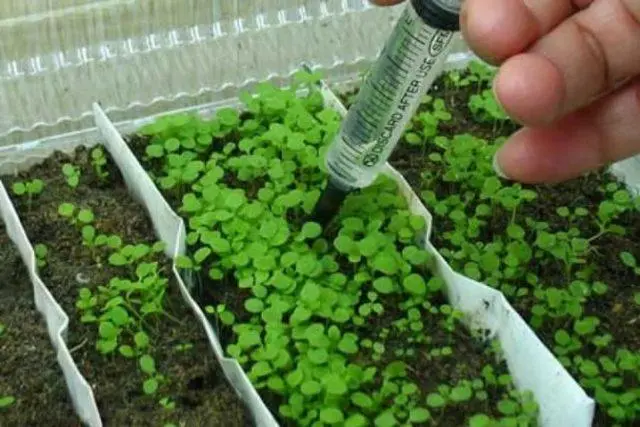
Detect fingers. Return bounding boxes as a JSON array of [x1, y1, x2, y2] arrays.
[[493, 0, 640, 127], [461, 0, 582, 64], [493, 78, 640, 183]]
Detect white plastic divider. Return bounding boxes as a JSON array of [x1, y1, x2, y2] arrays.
[[0, 112, 276, 426], [0, 183, 101, 425], [94, 76, 597, 425], [92, 104, 278, 426], [320, 86, 596, 426]]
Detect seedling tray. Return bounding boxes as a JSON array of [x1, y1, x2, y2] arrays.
[[80, 72, 593, 425], [0, 116, 263, 425]]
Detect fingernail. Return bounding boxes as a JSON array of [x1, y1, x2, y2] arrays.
[[492, 151, 510, 179]]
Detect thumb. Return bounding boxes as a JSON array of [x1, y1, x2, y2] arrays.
[[494, 78, 640, 183]]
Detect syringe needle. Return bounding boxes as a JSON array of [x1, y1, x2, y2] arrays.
[[311, 0, 463, 227]]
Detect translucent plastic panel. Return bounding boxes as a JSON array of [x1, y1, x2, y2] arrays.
[[1, 0, 218, 60], [0, 1, 415, 144]]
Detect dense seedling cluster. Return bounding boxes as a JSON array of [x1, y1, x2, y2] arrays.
[[3, 145, 251, 425], [56, 199, 175, 402], [388, 62, 640, 425], [134, 71, 538, 425]]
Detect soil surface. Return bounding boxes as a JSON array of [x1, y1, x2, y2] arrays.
[[0, 228, 80, 427], [340, 70, 640, 426], [2, 146, 251, 426]]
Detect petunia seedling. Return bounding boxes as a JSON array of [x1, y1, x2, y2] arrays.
[[12, 179, 44, 210], [62, 163, 81, 188]]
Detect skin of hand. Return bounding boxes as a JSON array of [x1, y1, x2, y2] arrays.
[[370, 0, 640, 184]]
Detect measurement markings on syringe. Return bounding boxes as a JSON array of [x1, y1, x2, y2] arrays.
[[339, 135, 362, 160], [344, 83, 393, 150], [360, 32, 453, 167], [353, 111, 379, 140], [385, 55, 409, 76], [401, 24, 428, 47], [369, 81, 394, 109]]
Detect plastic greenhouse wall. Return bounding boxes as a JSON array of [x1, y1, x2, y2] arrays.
[[0, 0, 468, 147]]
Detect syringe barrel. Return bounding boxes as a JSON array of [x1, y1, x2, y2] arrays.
[[324, 0, 461, 191]]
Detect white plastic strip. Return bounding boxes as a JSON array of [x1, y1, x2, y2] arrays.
[[93, 104, 279, 427], [0, 108, 276, 426], [0, 183, 101, 426], [320, 86, 596, 426]]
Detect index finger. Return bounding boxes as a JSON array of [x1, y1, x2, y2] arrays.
[[462, 0, 587, 64]]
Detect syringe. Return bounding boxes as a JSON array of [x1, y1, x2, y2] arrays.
[[312, 0, 462, 225]]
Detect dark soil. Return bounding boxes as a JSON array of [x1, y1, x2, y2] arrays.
[[127, 130, 535, 425], [1, 146, 251, 427], [339, 70, 640, 426], [0, 228, 80, 427], [357, 292, 522, 427]]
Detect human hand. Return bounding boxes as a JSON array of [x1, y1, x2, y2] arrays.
[[371, 0, 640, 184]]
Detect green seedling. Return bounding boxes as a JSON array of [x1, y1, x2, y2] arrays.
[[77, 258, 171, 397], [140, 354, 160, 395], [57, 202, 126, 264], [62, 163, 81, 188], [34, 244, 48, 268], [108, 242, 165, 268], [0, 322, 5, 337], [67, 208, 175, 402], [468, 89, 509, 123], [91, 147, 109, 181], [12, 179, 44, 197], [159, 397, 175, 410], [445, 60, 496, 93], [404, 97, 452, 148], [619, 251, 640, 275], [173, 343, 193, 352], [57, 203, 93, 225], [205, 304, 236, 327]]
